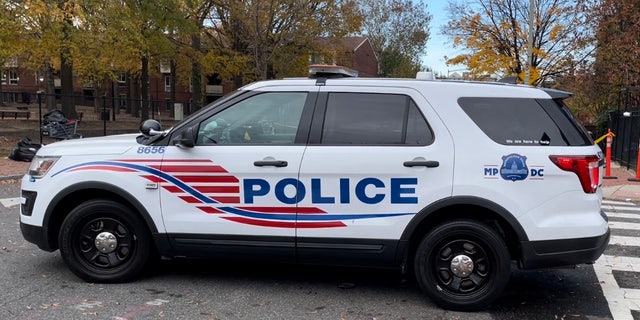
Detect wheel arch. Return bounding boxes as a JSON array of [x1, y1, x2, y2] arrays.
[[41, 181, 160, 251], [398, 196, 528, 266]]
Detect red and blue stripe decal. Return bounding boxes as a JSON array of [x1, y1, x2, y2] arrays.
[[52, 159, 413, 228]]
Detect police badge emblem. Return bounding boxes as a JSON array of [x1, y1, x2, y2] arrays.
[[500, 154, 529, 181]]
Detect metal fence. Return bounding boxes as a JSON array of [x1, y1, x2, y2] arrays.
[[0, 90, 192, 121], [609, 110, 640, 169], [609, 87, 640, 170]]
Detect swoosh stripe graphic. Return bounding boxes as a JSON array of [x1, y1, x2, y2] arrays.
[[198, 206, 224, 214], [163, 185, 182, 193], [117, 159, 209, 163], [235, 206, 325, 214], [211, 196, 241, 203], [150, 165, 228, 173], [219, 206, 410, 221], [141, 175, 166, 183], [179, 196, 201, 203], [174, 175, 239, 183], [53, 161, 217, 204], [193, 186, 240, 193], [68, 165, 137, 173]]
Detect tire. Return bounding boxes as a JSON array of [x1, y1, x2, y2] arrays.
[[413, 219, 511, 311], [58, 199, 151, 283]]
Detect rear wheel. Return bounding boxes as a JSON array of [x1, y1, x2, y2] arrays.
[[59, 199, 151, 282], [414, 219, 511, 311]]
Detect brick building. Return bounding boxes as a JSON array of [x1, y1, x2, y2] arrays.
[[1, 37, 379, 112]]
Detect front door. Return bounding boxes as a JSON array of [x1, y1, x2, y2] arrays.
[[160, 90, 315, 258]]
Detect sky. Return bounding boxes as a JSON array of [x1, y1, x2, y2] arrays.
[[422, 2, 466, 76]]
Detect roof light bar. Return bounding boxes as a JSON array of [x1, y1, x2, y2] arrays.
[[309, 64, 358, 79], [416, 71, 435, 80]]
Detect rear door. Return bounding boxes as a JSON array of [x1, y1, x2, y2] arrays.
[[296, 86, 455, 265]]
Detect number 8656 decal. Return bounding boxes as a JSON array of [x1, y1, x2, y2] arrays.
[[136, 146, 165, 154]]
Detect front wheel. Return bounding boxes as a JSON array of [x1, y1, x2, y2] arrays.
[[414, 219, 511, 311], [59, 199, 152, 283]]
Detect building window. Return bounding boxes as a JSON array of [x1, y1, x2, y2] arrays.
[[8, 70, 18, 85], [160, 59, 171, 74], [164, 76, 171, 93], [118, 73, 126, 87], [119, 94, 127, 109]]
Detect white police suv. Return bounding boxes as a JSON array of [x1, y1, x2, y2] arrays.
[[20, 67, 609, 311]]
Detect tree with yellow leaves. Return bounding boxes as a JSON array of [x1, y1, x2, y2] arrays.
[[443, 0, 594, 84], [209, 0, 362, 87], [0, 3, 24, 104]]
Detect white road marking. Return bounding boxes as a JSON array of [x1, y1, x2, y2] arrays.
[[594, 258, 640, 320], [609, 235, 640, 247], [603, 205, 640, 212], [596, 201, 640, 319], [603, 200, 638, 206], [608, 221, 640, 230], [0, 197, 20, 208], [606, 212, 640, 219]]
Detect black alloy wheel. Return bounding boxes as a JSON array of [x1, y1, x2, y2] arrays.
[[59, 199, 151, 283], [414, 219, 511, 311]]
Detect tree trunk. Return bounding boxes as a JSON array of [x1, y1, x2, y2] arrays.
[[191, 35, 203, 112], [170, 60, 177, 103], [58, 0, 76, 119], [44, 61, 56, 110], [141, 55, 149, 121], [130, 75, 140, 118], [60, 50, 77, 119], [0, 67, 3, 106]]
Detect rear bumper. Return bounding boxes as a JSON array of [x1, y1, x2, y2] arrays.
[[519, 218, 610, 269]]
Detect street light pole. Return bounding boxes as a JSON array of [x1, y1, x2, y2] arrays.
[[37, 91, 43, 145], [525, 0, 534, 85]]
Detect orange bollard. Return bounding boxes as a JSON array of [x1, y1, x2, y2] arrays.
[[604, 129, 617, 179], [629, 137, 640, 182]]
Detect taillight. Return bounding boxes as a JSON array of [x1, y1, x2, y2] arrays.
[[549, 155, 600, 193]]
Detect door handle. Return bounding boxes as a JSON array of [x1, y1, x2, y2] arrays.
[[254, 160, 288, 167], [403, 160, 439, 168]]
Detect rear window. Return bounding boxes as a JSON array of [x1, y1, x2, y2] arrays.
[[321, 93, 433, 145], [458, 97, 592, 146]]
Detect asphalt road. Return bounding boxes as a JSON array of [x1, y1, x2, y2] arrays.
[[0, 180, 613, 320]]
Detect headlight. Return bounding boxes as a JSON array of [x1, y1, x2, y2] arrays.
[[28, 156, 60, 179]]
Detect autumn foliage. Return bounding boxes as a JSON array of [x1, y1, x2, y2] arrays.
[[443, 0, 592, 85]]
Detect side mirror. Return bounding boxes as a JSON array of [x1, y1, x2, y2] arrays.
[[139, 119, 162, 136], [173, 126, 196, 148]]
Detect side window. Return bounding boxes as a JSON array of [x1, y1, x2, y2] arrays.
[[458, 97, 590, 146], [197, 92, 307, 145], [321, 93, 433, 145]]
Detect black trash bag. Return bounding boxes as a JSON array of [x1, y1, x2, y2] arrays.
[[8, 137, 41, 162], [43, 110, 67, 125]]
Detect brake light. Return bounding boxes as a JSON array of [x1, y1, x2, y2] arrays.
[[549, 155, 600, 193]]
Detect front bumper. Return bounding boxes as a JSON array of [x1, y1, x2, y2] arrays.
[[20, 222, 55, 252]]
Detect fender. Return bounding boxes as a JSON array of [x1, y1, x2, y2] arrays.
[[41, 181, 162, 250], [396, 196, 529, 260]]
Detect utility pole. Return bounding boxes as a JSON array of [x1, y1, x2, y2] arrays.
[[525, 0, 534, 85]]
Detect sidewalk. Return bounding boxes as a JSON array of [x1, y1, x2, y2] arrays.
[[0, 156, 30, 181], [2, 156, 640, 202], [601, 162, 640, 202]]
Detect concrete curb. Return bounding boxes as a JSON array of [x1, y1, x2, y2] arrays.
[[0, 175, 23, 181]]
